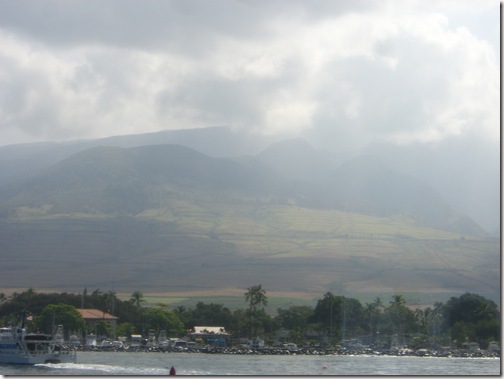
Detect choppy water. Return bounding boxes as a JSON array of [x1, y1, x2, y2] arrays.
[[0, 351, 500, 376]]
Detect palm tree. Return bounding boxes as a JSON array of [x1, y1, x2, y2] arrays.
[[390, 295, 406, 308], [371, 297, 383, 344], [429, 301, 444, 343], [245, 285, 268, 313], [130, 291, 145, 309], [130, 291, 146, 335], [373, 297, 384, 310], [244, 285, 268, 338], [364, 302, 378, 341]]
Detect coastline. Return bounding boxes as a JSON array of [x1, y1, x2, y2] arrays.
[[73, 344, 500, 359]]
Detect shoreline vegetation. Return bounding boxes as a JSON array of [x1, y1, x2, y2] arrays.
[[74, 344, 500, 358], [1, 288, 500, 355]]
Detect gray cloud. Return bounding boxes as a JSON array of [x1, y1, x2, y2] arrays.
[[0, 0, 499, 147], [0, 0, 499, 234], [0, 0, 374, 48]]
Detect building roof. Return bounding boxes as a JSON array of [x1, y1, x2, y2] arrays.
[[191, 326, 229, 335], [76, 308, 118, 320]]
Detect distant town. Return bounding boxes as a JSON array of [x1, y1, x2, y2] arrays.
[[0, 286, 499, 358]]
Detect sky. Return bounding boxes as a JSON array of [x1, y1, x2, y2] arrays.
[[0, 0, 499, 151]]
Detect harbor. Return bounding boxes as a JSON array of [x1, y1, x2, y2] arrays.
[[73, 342, 500, 359]]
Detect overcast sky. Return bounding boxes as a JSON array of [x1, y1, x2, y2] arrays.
[[0, 0, 499, 150]]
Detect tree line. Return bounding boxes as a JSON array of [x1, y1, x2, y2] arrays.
[[0, 286, 499, 349]]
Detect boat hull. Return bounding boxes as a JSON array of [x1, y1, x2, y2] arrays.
[[0, 350, 76, 364], [0, 326, 77, 365]]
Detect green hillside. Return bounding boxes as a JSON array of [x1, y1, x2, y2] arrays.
[[0, 144, 499, 305], [0, 201, 498, 304]]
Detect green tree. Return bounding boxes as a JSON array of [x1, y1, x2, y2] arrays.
[[130, 291, 145, 309], [245, 285, 268, 314], [88, 289, 106, 309], [364, 297, 384, 344], [381, 295, 416, 345], [116, 322, 137, 338], [442, 293, 500, 348], [144, 307, 184, 339], [94, 320, 111, 339], [173, 305, 191, 329], [105, 290, 117, 314], [442, 293, 499, 327], [129, 291, 146, 334], [244, 285, 268, 338], [276, 305, 314, 344], [310, 292, 352, 344], [276, 305, 313, 331], [341, 297, 365, 339], [450, 321, 471, 347], [34, 304, 85, 338], [186, 302, 234, 328], [81, 287, 87, 308], [423, 301, 444, 346], [253, 309, 278, 343], [228, 308, 248, 339]]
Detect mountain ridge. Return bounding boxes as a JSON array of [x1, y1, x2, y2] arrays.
[[0, 142, 484, 237], [0, 127, 497, 234], [0, 130, 498, 302]]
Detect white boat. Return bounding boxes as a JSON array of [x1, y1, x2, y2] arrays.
[[0, 326, 76, 365]]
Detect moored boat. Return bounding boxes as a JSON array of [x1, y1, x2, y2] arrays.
[[0, 326, 76, 364]]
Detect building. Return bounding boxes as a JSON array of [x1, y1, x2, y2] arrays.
[[189, 326, 231, 347], [76, 308, 118, 339]]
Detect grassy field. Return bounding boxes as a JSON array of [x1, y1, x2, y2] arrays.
[[115, 289, 487, 313], [0, 200, 499, 308]]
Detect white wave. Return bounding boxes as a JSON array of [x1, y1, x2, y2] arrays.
[[35, 362, 171, 375]]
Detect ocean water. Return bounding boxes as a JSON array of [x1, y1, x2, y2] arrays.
[[1, 351, 500, 376]]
